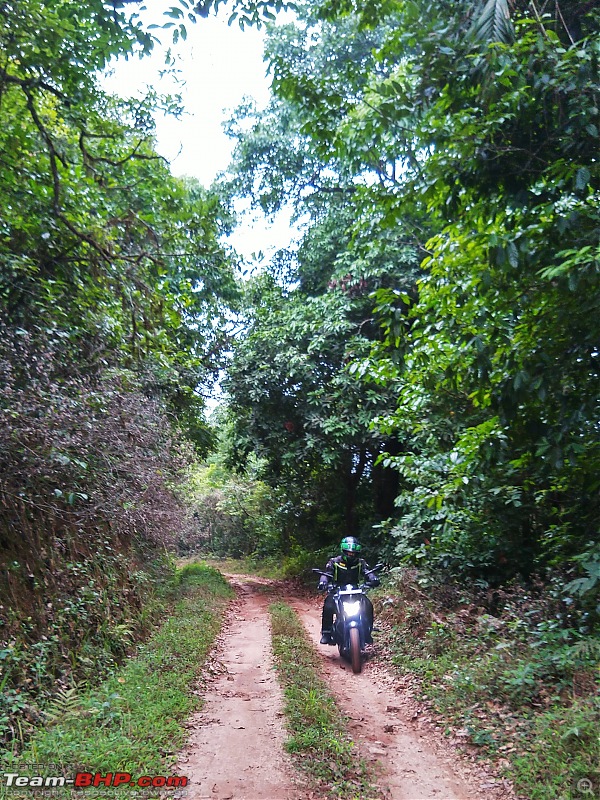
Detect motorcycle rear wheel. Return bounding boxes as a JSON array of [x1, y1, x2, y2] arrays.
[[349, 627, 362, 674]]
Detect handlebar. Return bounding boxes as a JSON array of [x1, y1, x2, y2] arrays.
[[312, 567, 381, 594], [312, 569, 334, 579], [312, 563, 384, 578]]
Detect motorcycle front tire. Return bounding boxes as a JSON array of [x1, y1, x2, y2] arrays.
[[349, 627, 362, 674]]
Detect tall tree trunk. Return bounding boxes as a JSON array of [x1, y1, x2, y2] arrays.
[[372, 438, 402, 519], [342, 449, 368, 536]]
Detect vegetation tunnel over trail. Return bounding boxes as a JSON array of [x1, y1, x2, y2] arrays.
[[1, 0, 598, 796]]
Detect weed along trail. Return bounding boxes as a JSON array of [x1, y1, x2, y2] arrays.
[[289, 594, 520, 800], [175, 575, 303, 800]]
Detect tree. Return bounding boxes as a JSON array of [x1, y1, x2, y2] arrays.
[[223, 207, 422, 545], [1, 0, 241, 443], [223, 0, 600, 604], [0, 0, 244, 744], [220, 3, 427, 550], [316, 0, 600, 587]]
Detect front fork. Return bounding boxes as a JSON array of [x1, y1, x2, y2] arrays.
[[334, 610, 365, 650]]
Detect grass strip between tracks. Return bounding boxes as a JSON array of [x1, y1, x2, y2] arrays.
[[1, 563, 233, 800], [269, 601, 382, 800]]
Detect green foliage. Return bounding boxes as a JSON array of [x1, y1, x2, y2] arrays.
[[249, 0, 600, 599], [0, 339, 193, 751], [2, 563, 232, 792], [0, 0, 241, 758], [281, 546, 333, 580], [179, 452, 286, 558], [189, 0, 296, 30], [1, 0, 239, 435], [219, 0, 599, 601], [469, 0, 514, 43], [220, 10, 391, 215], [176, 561, 236, 595], [0, 553, 173, 751], [223, 269, 400, 544], [372, 14, 600, 585], [377, 569, 600, 800]]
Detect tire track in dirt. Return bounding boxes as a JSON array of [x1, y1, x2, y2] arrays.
[[175, 576, 304, 800], [289, 593, 520, 800]]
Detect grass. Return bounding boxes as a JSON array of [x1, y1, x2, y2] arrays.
[[195, 545, 332, 582], [0, 562, 233, 800], [374, 571, 600, 800], [269, 601, 383, 800], [201, 555, 285, 579], [0, 550, 176, 753]]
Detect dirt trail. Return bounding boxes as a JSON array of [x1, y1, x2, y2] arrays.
[[176, 576, 303, 800], [175, 574, 519, 800]]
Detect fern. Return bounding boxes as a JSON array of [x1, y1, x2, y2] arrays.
[[42, 685, 84, 725], [470, 0, 515, 43], [569, 638, 600, 661]]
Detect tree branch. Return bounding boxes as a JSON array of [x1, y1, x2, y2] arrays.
[[0, 66, 67, 102], [80, 130, 167, 167]]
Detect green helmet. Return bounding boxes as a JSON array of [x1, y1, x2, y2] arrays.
[[340, 537, 362, 556]]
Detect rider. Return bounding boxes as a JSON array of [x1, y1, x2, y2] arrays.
[[318, 536, 380, 645]]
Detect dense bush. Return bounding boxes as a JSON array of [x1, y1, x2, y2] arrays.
[[179, 460, 283, 559], [0, 0, 237, 752], [376, 568, 600, 799], [0, 327, 190, 750], [221, 0, 600, 616]]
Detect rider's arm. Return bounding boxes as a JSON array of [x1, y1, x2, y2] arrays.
[[363, 561, 380, 587], [325, 558, 337, 574], [319, 558, 335, 589]]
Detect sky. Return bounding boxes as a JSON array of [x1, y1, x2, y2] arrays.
[[103, 8, 298, 262], [103, 10, 301, 409]]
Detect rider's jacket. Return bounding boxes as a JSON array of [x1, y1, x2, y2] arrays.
[[323, 555, 378, 587]]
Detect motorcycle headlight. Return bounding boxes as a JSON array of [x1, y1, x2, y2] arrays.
[[342, 601, 361, 616]]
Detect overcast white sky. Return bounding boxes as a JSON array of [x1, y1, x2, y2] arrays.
[[103, 8, 297, 262]]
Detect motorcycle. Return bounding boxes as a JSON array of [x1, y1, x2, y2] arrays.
[[313, 564, 383, 674]]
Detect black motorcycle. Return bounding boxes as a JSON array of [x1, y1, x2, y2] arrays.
[[313, 565, 382, 674]]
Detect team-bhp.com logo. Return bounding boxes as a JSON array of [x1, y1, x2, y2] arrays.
[[2, 769, 188, 790]]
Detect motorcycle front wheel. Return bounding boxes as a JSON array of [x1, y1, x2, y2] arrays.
[[349, 627, 362, 674]]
